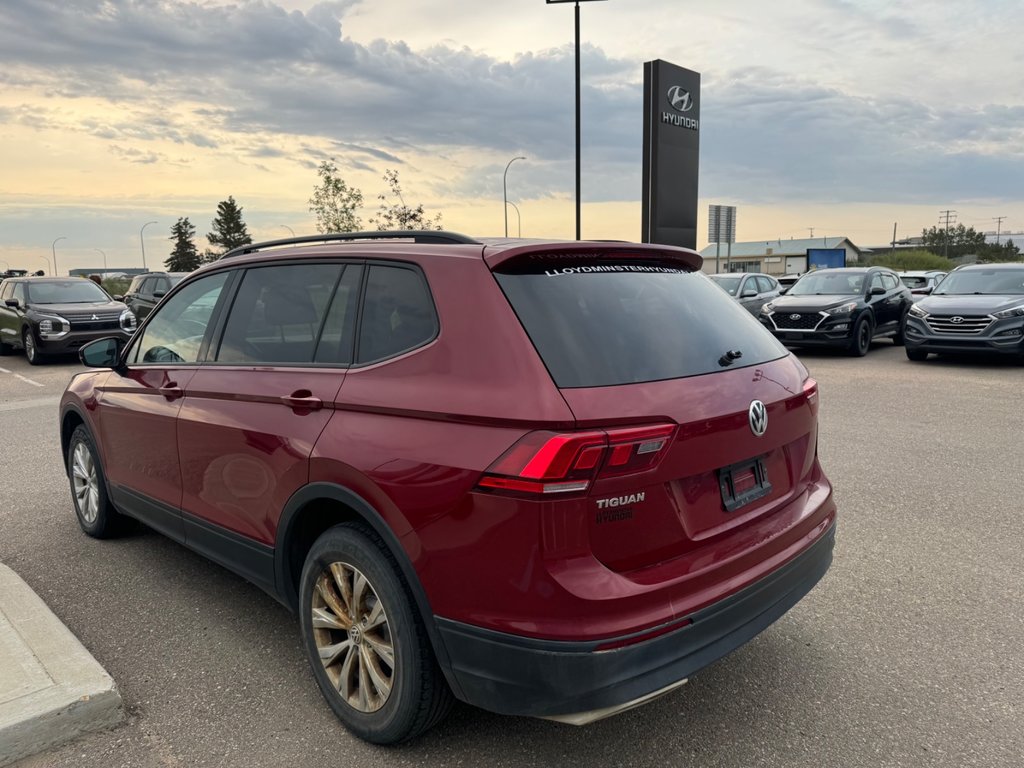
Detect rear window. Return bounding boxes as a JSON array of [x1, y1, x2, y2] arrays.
[[494, 261, 788, 388]]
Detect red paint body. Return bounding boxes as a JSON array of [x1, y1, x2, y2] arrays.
[[63, 239, 835, 652]]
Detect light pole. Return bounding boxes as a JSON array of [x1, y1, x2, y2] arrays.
[[140, 221, 157, 270], [94, 248, 107, 271], [546, 0, 607, 240], [280, 225, 295, 237], [51, 236, 66, 277], [503, 156, 526, 237], [506, 201, 522, 238]]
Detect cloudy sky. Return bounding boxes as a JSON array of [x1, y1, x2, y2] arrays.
[[1, 0, 1022, 273]]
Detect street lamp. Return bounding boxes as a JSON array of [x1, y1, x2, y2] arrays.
[[280, 225, 296, 237], [94, 248, 107, 271], [51, 236, 66, 277], [546, 0, 608, 241], [140, 221, 158, 270], [503, 156, 526, 238], [506, 201, 522, 238]]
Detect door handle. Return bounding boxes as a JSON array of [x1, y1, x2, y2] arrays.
[[159, 383, 184, 400], [281, 391, 323, 411]]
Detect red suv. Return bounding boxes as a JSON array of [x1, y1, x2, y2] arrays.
[[60, 231, 836, 744]]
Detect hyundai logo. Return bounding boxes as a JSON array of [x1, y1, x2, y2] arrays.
[[666, 86, 694, 113], [748, 400, 768, 437], [950, 316, 965, 324]]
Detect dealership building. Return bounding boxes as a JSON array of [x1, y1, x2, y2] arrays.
[[699, 236, 865, 276]]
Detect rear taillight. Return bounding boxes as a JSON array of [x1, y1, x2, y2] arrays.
[[476, 424, 676, 495], [803, 377, 819, 415]]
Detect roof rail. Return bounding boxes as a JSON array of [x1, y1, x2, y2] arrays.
[[220, 230, 481, 259]]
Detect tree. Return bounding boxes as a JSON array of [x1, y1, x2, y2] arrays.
[[309, 160, 363, 233], [207, 196, 252, 255], [370, 169, 443, 231], [166, 217, 201, 272], [976, 238, 1022, 264], [921, 224, 986, 260]]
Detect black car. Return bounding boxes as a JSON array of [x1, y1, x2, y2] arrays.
[[120, 271, 189, 320], [0, 277, 137, 364], [758, 267, 912, 356], [904, 264, 1024, 361], [709, 272, 782, 315]]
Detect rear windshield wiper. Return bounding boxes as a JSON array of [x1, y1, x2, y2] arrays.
[[718, 349, 743, 367]]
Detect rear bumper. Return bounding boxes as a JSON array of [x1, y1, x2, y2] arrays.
[[436, 521, 835, 719]]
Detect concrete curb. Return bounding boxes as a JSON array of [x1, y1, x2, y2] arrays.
[[0, 563, 123, 767]]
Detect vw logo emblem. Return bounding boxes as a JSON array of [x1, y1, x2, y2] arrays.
[[789, 314, 801, 320], [666, 85, 694, 113], [748, 400, 768, 437], [950, 316, 964, 324]]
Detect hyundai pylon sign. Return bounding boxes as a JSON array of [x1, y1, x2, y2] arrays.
[[642, 60, 700, 250]]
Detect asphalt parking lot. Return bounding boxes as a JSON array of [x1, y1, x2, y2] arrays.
[[1, 345, 1021, 767]]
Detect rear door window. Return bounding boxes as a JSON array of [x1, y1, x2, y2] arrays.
[[495, 261, 787, 388], [216, 264, 343, 365]]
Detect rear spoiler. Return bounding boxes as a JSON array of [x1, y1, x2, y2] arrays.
[[482, 241, 703, 273]]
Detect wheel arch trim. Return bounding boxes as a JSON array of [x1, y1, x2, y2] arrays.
[[274, 482, 460, 695]]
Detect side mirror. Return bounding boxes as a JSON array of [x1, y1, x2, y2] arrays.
[[4, 298, 18, 308], [153, 291, 167, 299], [917, 286, 934, 295], [740, 290, 758, 298], [80, 337, 125, 369], [113, 294, 124, 301], [869, 286, 885, 296]]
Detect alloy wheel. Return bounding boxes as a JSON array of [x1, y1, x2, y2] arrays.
[[24, 331, 36, 363], [311, 561, 395, 713], [71, 442, 100, 524]]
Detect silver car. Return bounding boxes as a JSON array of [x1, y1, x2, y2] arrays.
[[709, 272, 783, 315]]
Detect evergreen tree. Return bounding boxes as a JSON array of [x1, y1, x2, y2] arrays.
[[309, 159, 364, 233], [921, 223, 986, 260], [370, 169, 443, 231], [207, 196, 252, 254], [166, 217, 200, 272]]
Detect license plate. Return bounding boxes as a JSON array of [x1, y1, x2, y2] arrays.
[[718, 457, 772, 513], [784, 332, 803, 340]]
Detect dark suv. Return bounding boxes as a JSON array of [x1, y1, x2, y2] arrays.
[[904, 263, 1024, 361], [759, 267, 912, 356], [60, 231, 836, 744], [121, 271, 189, 320], [0, 277, 136, 364]]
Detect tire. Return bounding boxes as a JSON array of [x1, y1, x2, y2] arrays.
[[67, 425, 126, 538], [905, 347, 929, 362], [23, 328, 43, 365], [847, 315, 872, 357], [299, 524, 453, 744]]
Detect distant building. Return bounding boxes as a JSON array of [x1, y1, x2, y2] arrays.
[[698, 237, 865, 275]]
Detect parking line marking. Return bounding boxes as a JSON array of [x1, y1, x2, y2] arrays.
[[0, 396, 60, 412], [13, 373, 45, 388], [0, 366, 11, 374]]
